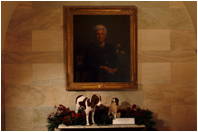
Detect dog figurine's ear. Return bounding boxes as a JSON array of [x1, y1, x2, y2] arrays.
[[115, 98, 119, 106], [91, 94, 99, 108]]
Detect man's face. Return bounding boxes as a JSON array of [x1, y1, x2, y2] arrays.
[[95, 30, 106, 42]]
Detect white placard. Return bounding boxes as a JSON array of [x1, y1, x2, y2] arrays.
[[113, 118, 135, 125]]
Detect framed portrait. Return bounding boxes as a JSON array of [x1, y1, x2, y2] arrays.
[[63, 6, 137, 91]]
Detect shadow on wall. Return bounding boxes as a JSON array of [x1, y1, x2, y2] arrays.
[[152, 113, 171, 131], [118, 101, 132, 109]]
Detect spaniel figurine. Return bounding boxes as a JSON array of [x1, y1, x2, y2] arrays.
[[75, 94, 102, 126], [108, 97, 120, 119]]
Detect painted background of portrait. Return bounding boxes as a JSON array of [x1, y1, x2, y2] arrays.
[[73, 15, 130, 82]]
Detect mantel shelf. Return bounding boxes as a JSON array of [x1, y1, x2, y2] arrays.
[[58, 124, 145, 130]]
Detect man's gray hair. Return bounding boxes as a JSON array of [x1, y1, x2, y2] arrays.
[[92, 25, 107, 36]]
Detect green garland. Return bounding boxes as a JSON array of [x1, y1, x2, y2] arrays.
[[118, 105, 157, 130], [46, 105, 86, 131], [46, 104, 156, 131]]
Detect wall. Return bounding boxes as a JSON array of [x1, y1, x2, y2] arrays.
[[1, 1, 18, 50], [2, 1, 197, 131], [183, 1, 197, 33]]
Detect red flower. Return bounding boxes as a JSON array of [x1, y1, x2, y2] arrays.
[[132, 104, 136, 109], [71, 112, 75, 118], [75, 113, 79, 119], [62, 107, 66, 110]]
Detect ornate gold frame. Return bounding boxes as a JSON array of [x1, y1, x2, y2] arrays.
[[63, 6, 138, 91]]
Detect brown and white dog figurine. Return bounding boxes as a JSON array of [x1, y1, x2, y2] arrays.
[[108, 97, 120, 119], [75, 94, 102, 126]]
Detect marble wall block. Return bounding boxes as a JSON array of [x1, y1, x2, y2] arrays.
[[2, 41, 5, 52], [144, 105, 171, 127], [142, 63, 171, 84], [32, 63, 66, 85], [5, 30, 32, 52], [4, 52, 62, 64], [138, 30, 170, 51], [171, 30, 197, 50], [32, 30, 63, 52], [33, 107, 54, 130], [60, 8, 63, 29], [138, 63, 142, 84], [140, 50, 197, 62], [143, 84, 172, 106], [8, 8, 61, 30], [143, 84, 197, 106], [171, 105, 197, 126], [1, 63, 5, 130], [171, 62, 197, 84], [8, 8, 33, 30], [131, 1, 169, 8], [31, 85, 66, 107], [17, 1, 32, 9], [32, 1, 102, 9], [169, 84, 197, 105], [32, 1, 170, 9], [6, 107, 33, 131], [1, 53, 5, 81], [5, 85, 44, 107], [60, 52, 65, 63], [84, 1, 169, 7], [138, 8, 170, 29], [139, 8, 194, 30], [32, 9, 61, 30], [5, 64, 32, 85], [2, 52, 5, 63], [169, 9, 194, 29], [1, 64, 5, 86], [170, 1, 185, 8]]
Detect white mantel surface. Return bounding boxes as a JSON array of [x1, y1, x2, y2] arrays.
[[58, 124, 145, 129]]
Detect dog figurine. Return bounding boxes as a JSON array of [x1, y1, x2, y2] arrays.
[[75, 94, 102, 126], [108, 97, 120, 119]]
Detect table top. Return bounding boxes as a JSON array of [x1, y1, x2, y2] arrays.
[[58, 124, 145, 129]]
